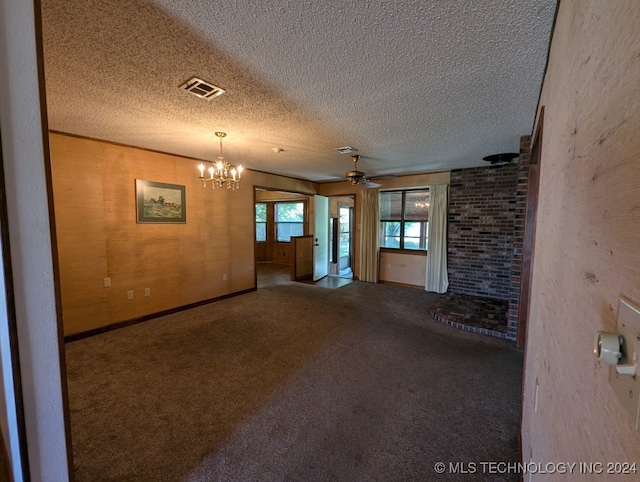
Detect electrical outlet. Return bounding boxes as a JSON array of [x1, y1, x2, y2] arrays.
[[144, 288, 150, 297], [127, 290, 134, 300], [103, 277, 111, 287], [223, 273, 228, 281]]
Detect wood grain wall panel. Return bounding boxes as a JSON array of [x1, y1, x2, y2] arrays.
[[252, 171, 317, 196], [51, 134, 454, 335], [177, 160, 233, 305], [521, 0, 640, 470], [49, 133, 258, 334], [49, 135, 109, 335], [50, 134, 332, 335], [99, 142, 183, 323], [255, 190, 305, 201], [272, 242, 290, 265], [292, 236, 313, 279], [227, 176, 258, 292], [256, 243, 269, 262]]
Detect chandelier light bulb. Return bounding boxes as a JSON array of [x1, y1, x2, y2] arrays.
[[196, 131, 243, 190]]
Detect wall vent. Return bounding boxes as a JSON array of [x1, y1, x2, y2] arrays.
[[179, 77, 225, 100], [335, 146, 358, 154]]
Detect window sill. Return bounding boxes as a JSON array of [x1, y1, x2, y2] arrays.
[[380, 248, 427, 256]]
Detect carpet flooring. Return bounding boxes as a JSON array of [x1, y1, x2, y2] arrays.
[[65, 279, 523, 481]]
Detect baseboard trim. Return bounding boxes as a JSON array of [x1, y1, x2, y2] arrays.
[[379, 280, 425, 290], [64, 287, 256, 342]]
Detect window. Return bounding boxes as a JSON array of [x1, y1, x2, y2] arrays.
[[255, 203, 267, 241], [379, 190, 429, 250], [339, 207, 351, 258], [275, 202, 304, 241]]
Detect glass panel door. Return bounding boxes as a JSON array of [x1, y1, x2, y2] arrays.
[[339, 206, 352, 271]]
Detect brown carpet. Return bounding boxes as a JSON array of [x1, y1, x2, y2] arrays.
[[65, 280, 523, 481], [0, 434, 9, 482]]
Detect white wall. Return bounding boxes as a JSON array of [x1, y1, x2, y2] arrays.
[[379, 252, 426, 287], [0, 1, 70, 480]]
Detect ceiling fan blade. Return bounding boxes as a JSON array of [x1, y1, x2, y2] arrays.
[[360, 180, 381, 188]]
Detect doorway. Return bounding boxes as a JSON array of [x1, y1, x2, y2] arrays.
[[255, 188, 322, 288], [329, 196, 355, 279]]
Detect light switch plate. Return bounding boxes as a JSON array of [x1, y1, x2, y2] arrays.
[[609, 298, 640, 429]]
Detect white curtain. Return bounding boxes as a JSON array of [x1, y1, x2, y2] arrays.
[[359, 188, 380, 283], [425, 184, 449, 293]]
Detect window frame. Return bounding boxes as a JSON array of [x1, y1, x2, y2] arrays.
[[379, 189, 429, 252], [275, 201, 306, 242], [255, 202, 267, 242]]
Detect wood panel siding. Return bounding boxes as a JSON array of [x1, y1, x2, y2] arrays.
[[291, 235, 313, 280], [521, 0, 640, 469], [49, 133, 317, 335], [50, 135, 111, 334], [51, 133, 455, 335]]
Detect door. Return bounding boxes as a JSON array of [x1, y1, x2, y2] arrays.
[[313, 195, 329, 281], [338, 206, 352, 271]]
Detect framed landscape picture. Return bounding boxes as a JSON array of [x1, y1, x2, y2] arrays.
[[136, 180, 186, 223]]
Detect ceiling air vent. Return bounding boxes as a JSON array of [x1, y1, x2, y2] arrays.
[[336, 146, 358, 154], [179, 77, 225, 100]]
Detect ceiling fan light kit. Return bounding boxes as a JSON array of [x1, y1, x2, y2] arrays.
[[344, 155, 381, 188]]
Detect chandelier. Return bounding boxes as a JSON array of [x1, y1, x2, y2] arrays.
[[198, 132, 243, 190]]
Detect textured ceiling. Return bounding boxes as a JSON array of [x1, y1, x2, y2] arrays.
[[40, 0, 556, 182]]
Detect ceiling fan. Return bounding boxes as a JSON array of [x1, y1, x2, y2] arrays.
[[344, 155, 395, 188]]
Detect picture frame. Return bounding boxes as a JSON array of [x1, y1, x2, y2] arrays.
[[135, 179, 186, 223]]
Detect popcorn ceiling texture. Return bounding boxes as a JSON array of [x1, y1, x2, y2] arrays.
[[40, 0, 556, 181]]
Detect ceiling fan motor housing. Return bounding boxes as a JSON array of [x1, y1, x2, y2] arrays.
[[346, 154, 366, 183], [345, 169, 366, 179]]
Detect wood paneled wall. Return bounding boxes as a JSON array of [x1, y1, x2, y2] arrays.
[[51, 132, 452, 335], [50, 133, 317, 335], [521, 0, 640, 469]]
